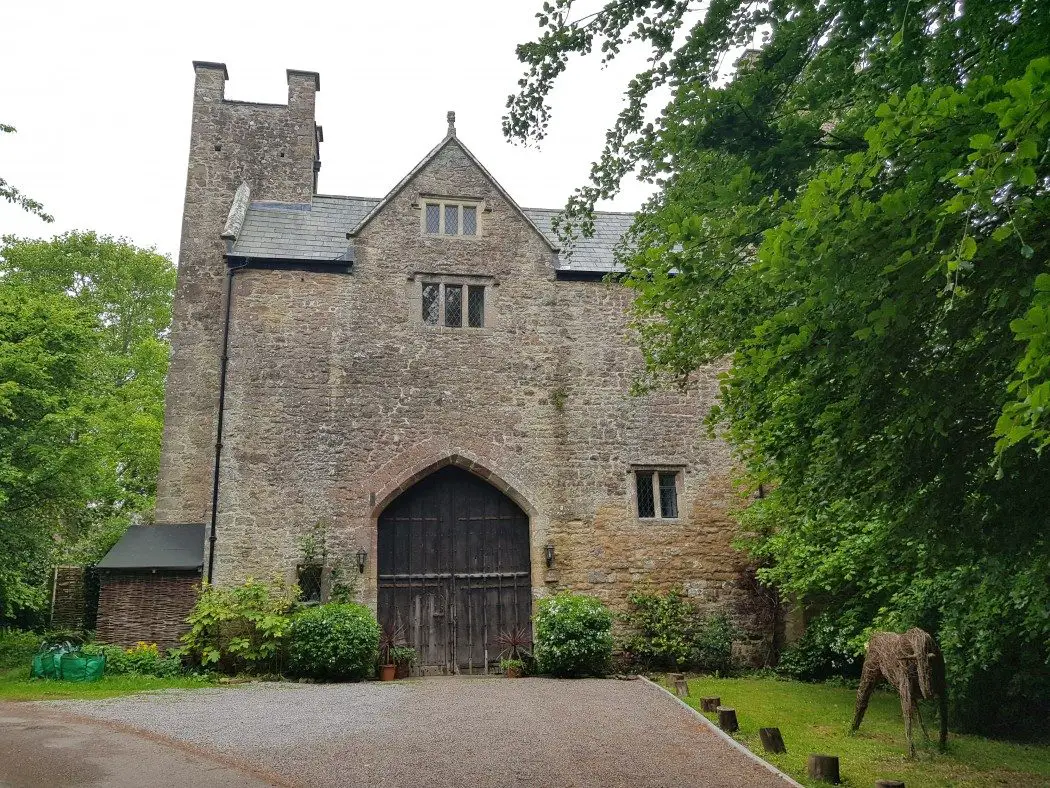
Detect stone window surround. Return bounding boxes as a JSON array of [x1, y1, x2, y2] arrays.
[[409, 271, 495, 330], [630, 464, 685, 521], [418, 195, 486, 237]]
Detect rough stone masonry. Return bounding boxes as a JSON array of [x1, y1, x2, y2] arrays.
[[122, 61, 776, 661]]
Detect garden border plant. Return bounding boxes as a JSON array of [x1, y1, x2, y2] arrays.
[[533, 592, 613, 678], [620, 587, 740, 674], [286, 602, 380, 682], [180, 576, 297, 675]]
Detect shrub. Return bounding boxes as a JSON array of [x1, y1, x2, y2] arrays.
[[620, 589, 740, 673], [287, 603, 380, 681], [534, 592, 613, 677], [181, 577, 297, 674], [693, 612, 738, 674], [389, 646, 416, 666], [0, 629, 42, 672], [82, 642, 183, 678], [776, 614, 860, 681], [621, 589, 701, 671]]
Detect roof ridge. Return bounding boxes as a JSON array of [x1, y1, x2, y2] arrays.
[[523, 207, 637, 217], [313, 193, 381, 201]]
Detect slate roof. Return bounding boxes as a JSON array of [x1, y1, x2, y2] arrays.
[[231, 196, 379, 262], [95, 524, 205, 571], [230, 195, 634, 273], [524, 208, 635, 274]]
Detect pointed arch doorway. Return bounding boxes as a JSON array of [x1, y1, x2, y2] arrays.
[[377, 465, 531, 674]]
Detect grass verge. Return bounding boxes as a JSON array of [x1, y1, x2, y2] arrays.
[[663, 675, 1050, 788], [0, 665, 212, 702]]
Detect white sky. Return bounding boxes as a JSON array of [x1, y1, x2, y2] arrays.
[[1, 0, 658, 260]]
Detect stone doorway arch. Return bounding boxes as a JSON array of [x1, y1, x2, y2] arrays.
[[377, 465, 531, 674]]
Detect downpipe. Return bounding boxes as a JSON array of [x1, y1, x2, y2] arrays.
[[206, 260, 247, 584]]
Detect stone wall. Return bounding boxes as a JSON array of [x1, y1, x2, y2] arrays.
[[96, 572, 199, 649], [155, 62, 320, 525], [156, 66, 773, 662]]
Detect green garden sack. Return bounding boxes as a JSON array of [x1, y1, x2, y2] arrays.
[[58, 652, 106, 682], [30, 643, 72, 679]]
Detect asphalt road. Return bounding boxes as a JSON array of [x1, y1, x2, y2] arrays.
[[0, 703, 277, 787]]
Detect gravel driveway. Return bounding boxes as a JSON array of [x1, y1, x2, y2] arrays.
[[49, 677, 789, 787]]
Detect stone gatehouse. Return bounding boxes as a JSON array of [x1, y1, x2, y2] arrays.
[[97, 61, 772, 666]]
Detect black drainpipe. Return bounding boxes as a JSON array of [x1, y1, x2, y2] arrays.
[[207, 260, 247, 584]]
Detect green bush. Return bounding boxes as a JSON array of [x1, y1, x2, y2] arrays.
[[693, 613, 738, 674], [287, 603, 380, 681], [81, 642, 183, 678], [180, 577, 297, 674], [776, 614, 860, 681], [620, 589, 739, 673], [534, 592, 613, 677], [0, 629, 42, 672], [621, 589, 699, 671]]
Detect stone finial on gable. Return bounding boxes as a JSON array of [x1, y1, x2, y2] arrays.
[[447, 110, 457, 137]]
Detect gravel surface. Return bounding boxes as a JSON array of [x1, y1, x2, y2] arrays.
[[50, 677, 788, 788]]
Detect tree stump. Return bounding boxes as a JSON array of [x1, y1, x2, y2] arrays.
[[875, 781, 905, 788], [759, 727, 786, 754], [701, 696, 721, 712], [807, 754, 840, 783], [673, 678, 690, 696], [668, 672, 685, 681], [717, 707, 739, 732]]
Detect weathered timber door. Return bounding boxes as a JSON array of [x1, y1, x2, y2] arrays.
[[377, 466, 531, 673]]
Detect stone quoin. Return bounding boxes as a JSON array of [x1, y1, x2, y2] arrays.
[[95, 61, 774, 664]]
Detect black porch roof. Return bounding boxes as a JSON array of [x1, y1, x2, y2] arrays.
[[96, 524, 205, 571]]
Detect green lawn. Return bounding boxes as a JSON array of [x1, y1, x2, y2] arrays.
[[0, 630, 213, 701], [664, 676, 1050, 788], [0, 665, 212, 702]]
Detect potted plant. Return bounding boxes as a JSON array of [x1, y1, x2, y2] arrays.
[[378, 620, 407, 681], [390, 646, 416, 679], [494, 625, 532, 678], [500, 658, 526, 678]]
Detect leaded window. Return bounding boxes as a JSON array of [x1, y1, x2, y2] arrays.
[[467, 285, 485, 328], [462, 205, 477, 235], [444, 204, 459, 235], [635, 469, 681, 519], [659, 472, 679, 518], [297, 564, 323, 604], [422, 201, 479, 236], [421, 281, 488, 328], [425, 204, 440, 234], [422, 283, 440, 325], [636, 471, 656, 518], [444, 284, 463, 327]]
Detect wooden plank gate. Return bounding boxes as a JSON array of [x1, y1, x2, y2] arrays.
[[377, 466, 531, 673]]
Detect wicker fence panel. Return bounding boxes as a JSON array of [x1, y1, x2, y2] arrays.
[[95, 571, 200, 649]]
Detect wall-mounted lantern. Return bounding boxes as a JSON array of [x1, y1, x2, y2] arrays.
[[544, 543, 555, 568], [355, 547, 368, 573]]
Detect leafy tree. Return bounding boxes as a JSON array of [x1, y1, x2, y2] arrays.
[[0, 284, 98, 621], [507, 1, 1050, 733], [1, 124, 52, 222], [0, 233, 175, 625]]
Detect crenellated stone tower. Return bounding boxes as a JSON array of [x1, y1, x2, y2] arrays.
[[155, 62, 322, 524]]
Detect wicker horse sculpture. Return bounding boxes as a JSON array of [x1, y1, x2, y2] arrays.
[[851, 628, 948, 755]]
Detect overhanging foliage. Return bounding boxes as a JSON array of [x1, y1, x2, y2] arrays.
[[507, 0, 1050, 734]]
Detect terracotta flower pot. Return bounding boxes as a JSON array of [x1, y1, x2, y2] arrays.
[[379, 663, 396, 681], [504, 664, 523, 678]]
